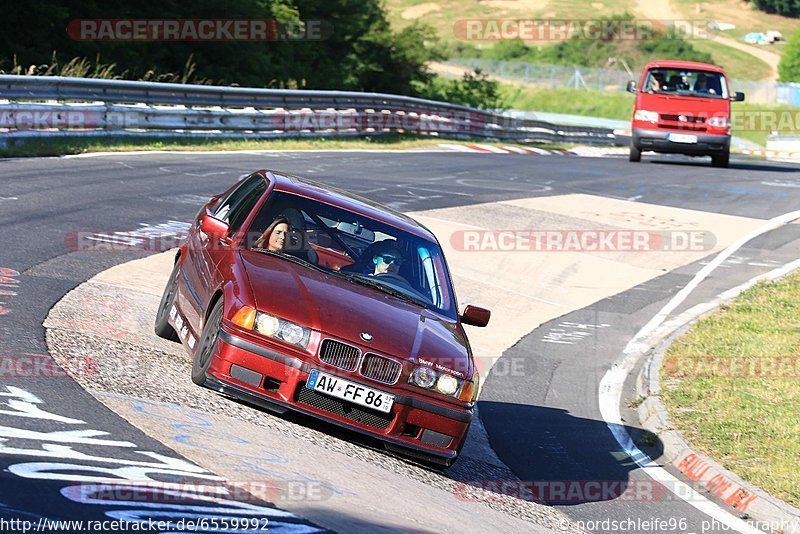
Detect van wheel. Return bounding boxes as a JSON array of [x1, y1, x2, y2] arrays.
[[712, 149, 730, 168], [629, 145, 641, 162]]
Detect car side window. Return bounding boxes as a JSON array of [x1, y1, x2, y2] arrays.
[[214, 174, 267, 234]]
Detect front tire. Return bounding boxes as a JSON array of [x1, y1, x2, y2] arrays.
[[192, 298, 224, 386], [711, 148, 730, 168], [154, 261, 181, 342], [629, 144, 641, 162]]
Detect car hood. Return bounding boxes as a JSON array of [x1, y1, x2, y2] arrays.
[[239, 250, 472, 378]]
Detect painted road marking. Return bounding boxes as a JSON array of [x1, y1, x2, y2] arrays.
[[0, 386, 318, 531], [599, 209, 800, 534], [542, 322, 611, 345]]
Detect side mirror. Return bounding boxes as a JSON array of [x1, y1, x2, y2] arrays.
[[461, 305, 490, 327], [626, 80, 637, 94], [732, 91, 745, 102], [200, 214, 230, 240]]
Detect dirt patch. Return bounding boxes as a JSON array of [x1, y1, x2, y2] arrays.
[[480, 0, 549, 11], [401, 2, 441, 19]]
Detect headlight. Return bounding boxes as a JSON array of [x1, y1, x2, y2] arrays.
[[634, 110, 659, 123], [409, 364, 464, 399], [255, 313, 279, 337], [410, 366, 437, 389], [707, 116, 728, 128], [436, 374, 459, 395], [239, 309, 309, 349], [279, 322, 306, 345]]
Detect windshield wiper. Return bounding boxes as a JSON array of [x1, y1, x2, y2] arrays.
[[338, 272, 428, 308], [250, 247, 327, 273]]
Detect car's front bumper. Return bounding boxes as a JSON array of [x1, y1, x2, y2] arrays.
[[204, 330, 473, 462], [632, 128, 730, 155]]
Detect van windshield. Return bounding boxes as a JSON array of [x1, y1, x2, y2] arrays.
[[644, 68, 728, 99]]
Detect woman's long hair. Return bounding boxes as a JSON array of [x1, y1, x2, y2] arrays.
[[253, 216, 289, 249]]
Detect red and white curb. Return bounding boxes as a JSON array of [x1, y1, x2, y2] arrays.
[[738, 149, 800, 161], [438, 143, 628, 157], [633, 252, 800, 533]]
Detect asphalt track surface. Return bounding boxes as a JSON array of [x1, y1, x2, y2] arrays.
[[1, 149, 800, 532]]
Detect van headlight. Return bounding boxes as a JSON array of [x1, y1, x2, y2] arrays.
[[634, 110, 659, 123], [707, 116, 728, 128]]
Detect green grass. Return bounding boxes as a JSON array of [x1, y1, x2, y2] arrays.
[[730, 102, 800, 146], [0, 133, 570, 158], [672, 0, 797, 54], [689, 39, 773, 81], [501, 85, 634, 120], [385, 0, 637, 44], [386, 0, 791, 81], [661, 271, 800, 507]]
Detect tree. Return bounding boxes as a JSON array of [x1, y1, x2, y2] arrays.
[[415, 70, 505, 110], [0, 0, 440, 94], [752, 0, 800, 17], [286, 0, 440, 94], [779, 29, 800, 81]]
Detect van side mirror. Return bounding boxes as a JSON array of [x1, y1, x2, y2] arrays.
[[461, 305, 490, 327], [732, 92, 745, 102], [626, 80, 637, 94]]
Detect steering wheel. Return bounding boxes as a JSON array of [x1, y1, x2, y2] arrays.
[[373, 272, 416, 291]]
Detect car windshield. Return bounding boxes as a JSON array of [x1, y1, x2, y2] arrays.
[[244, 191, 458, 319], [644, 68, 728, 99]]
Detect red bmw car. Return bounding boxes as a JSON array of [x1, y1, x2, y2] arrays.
[[155, 170, 490, 467]]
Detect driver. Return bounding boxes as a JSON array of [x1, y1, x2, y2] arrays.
[[368, 241, 404, 276]]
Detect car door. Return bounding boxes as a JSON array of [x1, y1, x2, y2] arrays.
[[205, 173, 268, 297], [182, 174, 266, 330]]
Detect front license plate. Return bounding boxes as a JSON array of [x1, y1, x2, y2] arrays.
[[667, 133, 698, 144], [307, 370, 394, 414]]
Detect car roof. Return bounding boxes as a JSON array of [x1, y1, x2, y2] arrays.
[[260, 170, 438, 242], [643, 60, 725, 74]]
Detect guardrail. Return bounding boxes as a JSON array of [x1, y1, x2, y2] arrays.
[[0, 75, 625, 147]]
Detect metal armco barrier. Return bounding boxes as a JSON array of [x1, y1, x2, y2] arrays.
[[0, 75, 624, 146]]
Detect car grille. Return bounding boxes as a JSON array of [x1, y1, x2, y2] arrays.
[[660, 114, 705, 124], [297, 386, 393, 430], [658, 114, 707, 132], [318, 339, 360, 371], [360, 353, 402, 384]]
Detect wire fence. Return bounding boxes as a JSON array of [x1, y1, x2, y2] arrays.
[[446, 59, 800, 105]]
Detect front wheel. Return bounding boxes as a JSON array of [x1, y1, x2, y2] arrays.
[[629, 144, 641, 162], [711, 149, 730, 168], [154, 261, 181, 342], [192, 298, 224, 386]]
